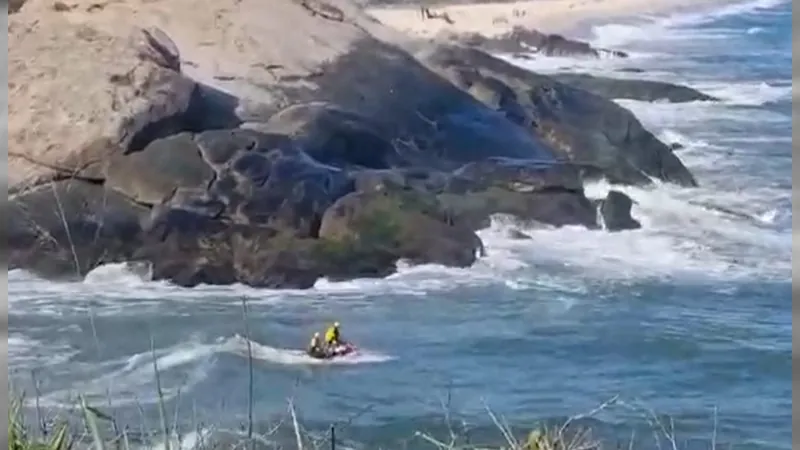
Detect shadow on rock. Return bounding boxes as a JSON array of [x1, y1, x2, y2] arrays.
[[419, 45, 699, 188], [439, 158, 599, 231]]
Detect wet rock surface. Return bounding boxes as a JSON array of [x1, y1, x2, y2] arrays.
[[419, 45, 699, 187], [596, 190, 642, 232]]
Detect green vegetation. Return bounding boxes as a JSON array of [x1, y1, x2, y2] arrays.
[[9, 393, 109, 450], [8, 384, 723, 450], [7, 388, 601, 450]]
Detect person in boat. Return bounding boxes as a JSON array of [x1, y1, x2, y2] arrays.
[[307, 332, 324, 357], [324, 321, 342, 348]]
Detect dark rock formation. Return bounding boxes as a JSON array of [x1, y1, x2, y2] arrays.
[[551, 73, 718, 103], [596, 190, 641, 232], [8, 0, 25, 14], [258, 102, 401, 170], [669, 142, 685, 151], [459, 26, 628, 58], [7, 180, 148, 278], [438, 158, 597, 230], [507, 229, 532, 240], [319, 188, 482, 268], [104, 132, 216, 206], [418, 45, 698, 187], [616, 67, 646, 74], [274, 39, 561, 168], [134, 171, 484, 288], [9, 2, 694, 288]]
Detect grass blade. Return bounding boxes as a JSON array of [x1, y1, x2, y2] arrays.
[[80, 395, 107, 450], [150, 333, 171, 450]]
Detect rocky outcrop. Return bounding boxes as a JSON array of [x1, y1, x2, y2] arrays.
[[418, 45, 699, 187], [8, 15, 197, 192], [458, 26, 628, 58], [7, 180, 148, 278], [7, 0, 696, 288], [596, 190, 641, 232], [319, 188, 482, 267], [551, 73, 718, 103], [438, 158, 597, 230]]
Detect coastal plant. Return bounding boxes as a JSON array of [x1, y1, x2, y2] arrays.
[[8, 383, 727, 450], [8, 387, 130, 450], [9, 395, 71, 450]]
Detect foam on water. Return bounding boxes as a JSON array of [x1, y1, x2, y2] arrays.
[[588, 0, 789, 49], [150, 429, 214, 450], [31, 338, 217, 409], [222, 334, 395, 366], [29, 332, 395, 409], [8, 334, 80, 368]]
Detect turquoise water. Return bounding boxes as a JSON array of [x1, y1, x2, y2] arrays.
[[8, 1, 792, 449]]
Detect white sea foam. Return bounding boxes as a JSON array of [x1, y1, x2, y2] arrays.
[[588, 0, 789, 49], [26, 333, 394, 409], [8, 334, 80, 370], [150, 428, 215, 450], [29, 336, 219, 409], [691, 81, 791, 106]]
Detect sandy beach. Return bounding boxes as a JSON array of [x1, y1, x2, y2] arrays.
[[367, 0, 729, 38]]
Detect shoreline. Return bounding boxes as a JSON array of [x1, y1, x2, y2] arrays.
[[366, 0, 733, 40]]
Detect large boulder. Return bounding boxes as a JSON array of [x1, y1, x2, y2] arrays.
[[134, 220, 403, 289], [319, 187, 483, 267], [596, 190, 642, 232], [6, 0, 400, 193], [131, 131, 355, 237], [438, 158, 599, 230], [257, 102, 402, 169], [418, 45, 699, 187], [134, 182, 485, 288], [263, 37, 562, 168], [8, 13, 196, 192], [226, 147, 355, 236], [104, 132, 216, 206], [13, 0, 562, 168]]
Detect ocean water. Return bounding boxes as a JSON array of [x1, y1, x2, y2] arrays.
[[8, 1, 792, 449]]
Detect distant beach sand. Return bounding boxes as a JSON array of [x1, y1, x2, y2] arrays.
[[366, 0, 730, 38]]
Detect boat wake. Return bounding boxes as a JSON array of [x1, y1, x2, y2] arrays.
[[221, 334, 395, 366], [21, 333, 394, 410]]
